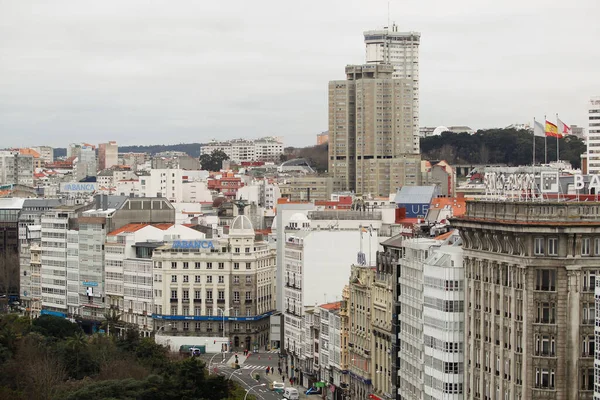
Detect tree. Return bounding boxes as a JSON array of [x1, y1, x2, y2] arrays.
[[31, 315, 82, 339], [102, 308, 122, 337], [200, 150, 229, 171]]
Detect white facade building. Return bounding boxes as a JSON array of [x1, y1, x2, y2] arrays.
[[398, 231, 464, 400], [70, 143, 97, 181], [283, 214, 378, 386], [318, 302, 343, 396], [138, 169, 210, 202], [105, 223, 205, 336], [201, 137, 283, 163], [152, 215, 276, 351], [587, 96, 600, 174], [41, 207, 82, 316], [237, 179, 281, 210], [364, 23, 421, 150]]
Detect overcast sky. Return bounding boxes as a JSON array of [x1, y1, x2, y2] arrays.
[[1, 0, 598, 148]]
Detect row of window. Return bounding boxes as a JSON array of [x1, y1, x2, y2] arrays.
[[168, 275, 253, 284], [170, 289, 253, 301]]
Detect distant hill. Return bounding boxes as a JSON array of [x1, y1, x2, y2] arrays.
[[53, 143, 202, 159]]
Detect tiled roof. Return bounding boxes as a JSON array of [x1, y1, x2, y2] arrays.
[[319, 301, 342, 311], [107, 223, 150, 236]]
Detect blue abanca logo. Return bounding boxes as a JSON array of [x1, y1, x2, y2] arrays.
[[172, 240, 215, 249]]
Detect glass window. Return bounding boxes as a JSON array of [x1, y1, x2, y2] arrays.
[[534, 238, 544, 255], [535, 269, 556, 291], [548, 238, 558, 256], [582, 238, 591, 255]]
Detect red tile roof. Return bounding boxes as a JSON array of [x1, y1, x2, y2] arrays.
[[107, 223, 150, 236], [319, 301, 342, 311]]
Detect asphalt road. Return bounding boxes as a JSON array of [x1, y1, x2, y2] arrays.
[[203, 351, 310, 400]]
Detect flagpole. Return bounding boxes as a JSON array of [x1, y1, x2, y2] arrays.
[[532, 118, 536, 166], [544, 115, 547, 164], [556, 113, 560, 163]]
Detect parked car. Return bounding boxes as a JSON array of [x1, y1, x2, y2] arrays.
[[305, 386, 322, 395]]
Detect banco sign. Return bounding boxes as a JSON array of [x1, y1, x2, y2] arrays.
[[172, 240, 214, 250]]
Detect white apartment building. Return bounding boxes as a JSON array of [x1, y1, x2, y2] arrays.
[[105, 223, 205, 336], [69, 143, 97, 181], [138, 169, 210, 202], [0, 151, 34, 186], [587, 96, 600, 174], [318, 302, 343, 398], [152, 215, 276, 351], [364, 23, 421, 148], [201, 137, 283, 163], [18, 199, 61, 315], [237, 179, 281, 210], [283, 214, 378, 388], [40, 205, 87, 317], [398, 232, 464, 400]]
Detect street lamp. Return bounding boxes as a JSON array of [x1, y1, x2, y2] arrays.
[[217, 306, 233, 360], [243, 383, 266, 400], [156, 323, 173, 334]]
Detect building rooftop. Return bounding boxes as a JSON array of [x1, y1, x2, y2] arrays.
[[108, 223, 151, 236], [319, 301, 342, 311]]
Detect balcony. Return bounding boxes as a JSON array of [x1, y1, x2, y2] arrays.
[[245, 299, 253, 304], [206, 299, 213, 304], [170, 298, 178, 303], [182, 299, 190, 304], [217, 299, 225, 304], [194, 299, 202, 303]]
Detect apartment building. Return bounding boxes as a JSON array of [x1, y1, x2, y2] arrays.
[[283, 214, 379, 387], [69, 143, 97, 181], [98, 141, 118, 171], [201, 137, 283, 163], [152, 215, 276, 352], [587, 96, 600, 174], [279, 176, 343, 202], [348, 264, 375, 399], [18, 199, 61, 314], [364, 23, 421, 143], [237, 179, 281, 210], [453, 201, 600, 399], [40, 203, 91, 317], [328, 64, 420, 196], [0, 151, 34, 186], [105, 223, 204, 336], [32, 146, 54, 165], [318, 302, 343, 399], [397, 232, 464, 400]]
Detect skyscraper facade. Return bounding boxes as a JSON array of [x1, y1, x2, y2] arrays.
[[364, 24, 421, 147], [328, 64, 420, 196]]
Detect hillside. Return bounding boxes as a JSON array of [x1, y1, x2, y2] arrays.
[[51, 129, 586, 170]]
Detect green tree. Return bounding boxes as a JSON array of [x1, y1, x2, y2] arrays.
[[199, 150, 230, 171], [31, 315, 82, 340], [102, 308, 122, 337]]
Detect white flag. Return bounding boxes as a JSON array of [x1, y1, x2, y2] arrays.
[[557, 117, 572, 137], [533, 120, 545, 137]]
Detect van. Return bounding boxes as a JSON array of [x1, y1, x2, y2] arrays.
[[283, 387, 299, 400]]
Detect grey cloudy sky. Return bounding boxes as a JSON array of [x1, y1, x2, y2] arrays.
[[1, 0, 598, 148]]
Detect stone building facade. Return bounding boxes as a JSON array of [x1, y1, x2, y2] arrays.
[[453, 201, 599, 399]]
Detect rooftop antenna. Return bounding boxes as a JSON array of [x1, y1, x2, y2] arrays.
[[387, 1, 390, 31]]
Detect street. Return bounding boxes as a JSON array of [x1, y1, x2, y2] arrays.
[[200, 351, 312, 400]]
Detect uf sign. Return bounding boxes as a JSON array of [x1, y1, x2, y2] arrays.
[[173, 240, 214, 250]]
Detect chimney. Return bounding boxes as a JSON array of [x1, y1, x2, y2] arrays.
[[102, 195, 108, 210], [95, 195, 101, 210]]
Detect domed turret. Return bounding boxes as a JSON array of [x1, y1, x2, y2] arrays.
[[230, 215, 254, 237]]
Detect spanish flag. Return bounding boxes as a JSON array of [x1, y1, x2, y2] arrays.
[[545, 121, 561, 138]]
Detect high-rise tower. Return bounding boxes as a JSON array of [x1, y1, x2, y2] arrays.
[[328, 64, 420, 196], [364, 24, 420, 149]]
